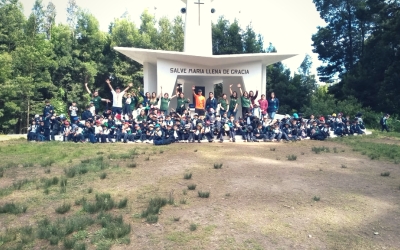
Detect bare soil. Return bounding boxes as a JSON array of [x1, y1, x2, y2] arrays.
[[0, 139, 400, 250]]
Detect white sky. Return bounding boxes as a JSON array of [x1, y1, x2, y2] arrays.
[[20, 0, 326, 77]]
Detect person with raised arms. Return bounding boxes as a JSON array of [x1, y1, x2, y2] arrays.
[[84, 83, 110, 114], [192, 86, 206, 116], [105, 78, 133, 115]]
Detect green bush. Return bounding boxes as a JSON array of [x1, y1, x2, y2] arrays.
[[55, 203, 71, 214]]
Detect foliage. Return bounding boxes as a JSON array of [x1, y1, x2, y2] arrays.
[[312, 0, 400, 116]]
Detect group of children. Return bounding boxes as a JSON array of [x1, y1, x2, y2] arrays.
[[27, 99, 368, 144]]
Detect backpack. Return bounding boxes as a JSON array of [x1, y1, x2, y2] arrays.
[[380, 117, 384, 125]]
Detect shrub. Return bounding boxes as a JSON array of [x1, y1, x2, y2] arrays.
[[87, 187, 93, 193], [63, 237, 76, 249], [44, 168, 51, 174], [190, 223, 197, 231], [341, 164, 347, 168], [146, 214, 158, 223], [12, 179, 30, 190], [184, 173, 192, 179], [127, 163, 137, 168], [55, 203, 71, 214], [270, 148, 276, 151], [187, 184, 196, 190], [75, 197, 86, 206], [100, 172, 107, 179], [381, 172, 390, 177], [97, 212, 131, 239], [0, 202, 27, 214], [180, 198, 187, 204], [117, 198, 128, 209], [313, 196, 320, 201], [333, 147, 338, 153], [0, 167, 3, 177], [83, 193, 115, 214], [287, 155, 297, 161], [198, 191, 210, 198], [213, 163, 223, 169], [141, 197, 168, 223]]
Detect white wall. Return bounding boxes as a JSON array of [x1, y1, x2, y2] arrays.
[[143, 62, 157, 94], [183, 0, 213, 56]]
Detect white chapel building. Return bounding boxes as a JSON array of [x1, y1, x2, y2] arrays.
[[115, 0, 297, 117]]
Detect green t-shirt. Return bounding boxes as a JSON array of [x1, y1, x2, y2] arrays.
[[177, 98, 189, 109], [130, 97, 138, 110], [160, 97, 171, 111], [229, 96, 238, 111], [136, 115, 147, 122], [219, 98, 228, 110], [241, 96, 251, 108], [92, 96, 102, 110]]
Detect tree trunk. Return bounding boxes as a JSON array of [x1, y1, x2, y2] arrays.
[[346, 0, 354, 69], [26, 98, 30, 134]]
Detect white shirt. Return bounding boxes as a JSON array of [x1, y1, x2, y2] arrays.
[[111, 90, 125, 108], [90, 106, 96, 116]]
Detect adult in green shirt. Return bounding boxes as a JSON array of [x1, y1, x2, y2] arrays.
[[228, 84, 239, 119], [176, 92, 190, 115], [129, 92, 138, 113], [218, 93, 229, 117], [159, 86, 177, 115], [85, 83, 110, 114], [238, 83, 251, 117]]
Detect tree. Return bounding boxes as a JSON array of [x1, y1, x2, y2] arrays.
[[172, 16, 184, 51], [44, 1, 56, 40], [0, 0, 25, 53], [312, 0, 367, 82]]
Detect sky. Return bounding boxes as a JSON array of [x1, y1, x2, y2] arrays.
[[20, 0, 326, 77]]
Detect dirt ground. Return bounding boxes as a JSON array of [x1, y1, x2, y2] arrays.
[[1, 139, 400, 250]]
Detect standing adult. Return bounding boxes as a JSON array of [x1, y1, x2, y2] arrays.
[[380, 113, 390, 132], [258, 94, 268, 119], [206, 92, 217, 113], [43, 100, 54, 117], [228, 84, 238, 119], [192, 86, 206, 116], [267, 92, 279, 120], [176, 92, 190, 115], [237, 84, 251, 117], [106, 79, 133, 115], [160, 86, 177, 115], [85, 83, 110, 114], [218, 93, 229, 117]]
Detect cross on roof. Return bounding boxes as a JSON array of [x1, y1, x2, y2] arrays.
[[194, 0, 204, 25]]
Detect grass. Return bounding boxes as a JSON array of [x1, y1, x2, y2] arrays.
[[381, 172, 391, 177], [40, 159, 55, 167], [42, 176, 59, 188], [55, 203, 71, 214], [0, 167, 3, 177], [184, 173, 192, 179], [270, 147, 276, 151], [198, 191, 210, 198], [187, 184, 197, 190], [213, 163, 223, 169], [287, 155, 297, 161], [312, 146, 330, 154], [0, 202, 27, 214], [60, 177, 67, 193], [180, 198, 187, 204], [333, 147, 338, 153], [341, 164, 348, 168], [313, 196, 321, 201]]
